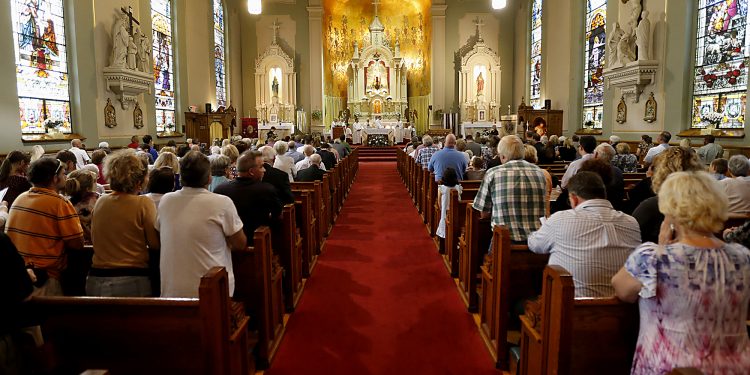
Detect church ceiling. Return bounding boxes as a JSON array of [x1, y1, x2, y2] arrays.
[[323, 0, 431, 98]]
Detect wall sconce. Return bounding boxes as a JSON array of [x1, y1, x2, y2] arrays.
[[248, 0, 261, 15], [492, 0, 507, 10]]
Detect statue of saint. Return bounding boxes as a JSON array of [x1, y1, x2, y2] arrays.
[[476, 72, 485, 96], [272, 76, 279, 98], [127, 35, 137, 70], [111, 14, 129, 68], [608, 22, 624, 68], [636, 10, 651, 60]]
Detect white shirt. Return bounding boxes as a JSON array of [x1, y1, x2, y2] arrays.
[[644, 143, 669, 164], [69, 146, 91, 169], [274, 154, 297, 182], [720, 176, 750, 215], [156, 187, 244, 297], [560, 153, 594, 188], [295, 156, 327, 172], [527, 199, 642, 297], [145, 193, 164, 209]]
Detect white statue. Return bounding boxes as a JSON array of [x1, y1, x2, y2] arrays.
[[127, 35, 137, 70], [636, 10, 651, 60], [629, 0, 642, 31], [138, 32, 152, 73], [110, 14, 129, 68], [608, 22, 624, 68], [618, 28, 636, 65]]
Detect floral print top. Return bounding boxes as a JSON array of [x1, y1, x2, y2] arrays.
[[624, 242, 750, 375]]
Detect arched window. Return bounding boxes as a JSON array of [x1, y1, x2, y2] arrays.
[[11, 0, 72, 134], [583, 0, 606, 129], [691, 0, 748, 129], [152, 0, 176, 133], [213, 0, 227, 108], [530, 0, 543, 108]]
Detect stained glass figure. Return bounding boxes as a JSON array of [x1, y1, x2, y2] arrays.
[[214, 0, 227, 108], [583, 0, 606, 129], [530, 0, 543, 109], [691, 0, 748, 129], [11, 0, 72, 134], [152, 0, 175, 133]]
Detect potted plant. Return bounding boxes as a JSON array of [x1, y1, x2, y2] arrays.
[[44, 118, 65, 139]]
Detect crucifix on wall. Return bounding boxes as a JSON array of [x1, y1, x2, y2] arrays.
[[120, 6, 140, 35]]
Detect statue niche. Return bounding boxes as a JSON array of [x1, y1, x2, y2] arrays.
[[255, 20, 297, 124]]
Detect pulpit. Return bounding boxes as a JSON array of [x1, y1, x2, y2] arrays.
[[185, 106, 237, 143], [517, 99, 563, 137]]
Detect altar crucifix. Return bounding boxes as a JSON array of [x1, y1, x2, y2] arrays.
[[120, 6, 140, 35], [473, 17, 485, 41], [271, 19, 281, 45]]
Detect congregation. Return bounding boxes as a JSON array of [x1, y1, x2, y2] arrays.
[[401, 129, 750, 374]]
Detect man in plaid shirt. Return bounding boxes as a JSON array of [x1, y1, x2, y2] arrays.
[[472, 135, 547, 243], [415, 135, 440, 169]]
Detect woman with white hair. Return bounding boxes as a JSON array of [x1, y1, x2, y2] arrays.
[[613, 171, 750, 374], [719, 154, 750, 215], [273, 141, 296, 182]]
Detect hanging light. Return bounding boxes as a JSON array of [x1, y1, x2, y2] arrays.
[[248, 0, 261, 15], [492, 0, 507, 10]]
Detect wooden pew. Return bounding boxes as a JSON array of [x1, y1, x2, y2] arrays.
[[321, 174, 333, 237], [427, 172, 438, 237], [516, 265, 639, 375], [457, 206, 492, 311], [292, 181, 325, 255], [479, 225, 548, 369], [443, 189, 478, 276], [421, 168, 431, 223], [293, 190, 318, 277], [232, 226, 285, 369], [273, 203, 304, 311], [30, 267, 252, 375]]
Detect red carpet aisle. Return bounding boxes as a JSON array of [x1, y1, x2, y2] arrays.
[[268, 162, 499, 375]]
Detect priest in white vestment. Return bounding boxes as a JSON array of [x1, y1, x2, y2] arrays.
[[345, 126, 352, 141], [394, 121, 404, 144], [353, 121, 363, 144]]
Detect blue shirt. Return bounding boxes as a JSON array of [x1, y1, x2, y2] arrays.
[[148, 147, 159, 164], [428, 147, 468, 181]]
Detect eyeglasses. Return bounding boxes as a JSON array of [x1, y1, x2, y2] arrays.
[[55, 160, 64, 175]]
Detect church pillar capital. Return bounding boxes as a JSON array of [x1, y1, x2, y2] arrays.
[[430, 4, 448, 18]]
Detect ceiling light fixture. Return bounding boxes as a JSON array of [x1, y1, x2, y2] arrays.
[[248, 0, 261, 15], [492, 0, 507, 10]]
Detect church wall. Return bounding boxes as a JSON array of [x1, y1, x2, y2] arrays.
[[443, 0, 516, 117]]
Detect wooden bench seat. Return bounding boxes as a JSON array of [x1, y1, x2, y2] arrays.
[[273, 203, 304, 311], [516, 265, 639, 375], [457, 206, 492, 311], [30, 267, 252, 375], [443, 189, 478, 276], [292, 181, 325, 255], [479, 225, 548, 369]]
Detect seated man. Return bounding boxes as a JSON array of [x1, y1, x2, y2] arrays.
[[295, 145, 327, 172], [527, 172, 641, 297], [318, 143, 337, 169], [215, 151, 283, 239], [720, 154, 750, 215], [472, 135, 547, 245], [428, 134, 468, 182], [560, 135, 596, 188], [415, 135, 440, 169], [6, 157, 84, 296], [296, 154, 326, 182], [157, 151, 246, 298], [68, 138, 90, 169], [258, 146, 295, 204]]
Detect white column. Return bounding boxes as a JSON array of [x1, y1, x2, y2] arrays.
[[307, 3, 324, 117], [431, 3, 448, 124]]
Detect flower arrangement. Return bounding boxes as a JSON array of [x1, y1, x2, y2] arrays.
[[311, 109, 323, 121], [367, 134, 390, 147], [701, 111, 724, 126], [584, 120, 595, 129], [43, 118, 63, 130]]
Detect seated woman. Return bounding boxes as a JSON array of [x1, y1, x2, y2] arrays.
[[87, 150, 160, 297], [145, 167, 175, 208], [557, 137, 577, 162], [208, 155, 231, 192], [154, 151, 180, 190], [63, 169, 99, 243], [524, 145, 552, 217], [0, 151, 31, 206], [612, 171, 750, 374], [273, 140, 296, 182], [612, 143, 638, 173], [465, 156, 486, 181]]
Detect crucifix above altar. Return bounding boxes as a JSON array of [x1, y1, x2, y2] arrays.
[[346, 0, 407, 124]]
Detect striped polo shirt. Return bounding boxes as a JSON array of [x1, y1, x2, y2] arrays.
[[6, 187, 84, 278]]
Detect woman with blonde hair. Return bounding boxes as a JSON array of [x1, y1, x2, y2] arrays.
[[222, 144, 240, 179], [63, 169, 99, 242], [557, 136, 577, 161], [613, 171, 750, 374], [87, 150, 160, 297], [273, 140, 296, 182], [154, 151, 180, 190], [632, 146, 704, 243]]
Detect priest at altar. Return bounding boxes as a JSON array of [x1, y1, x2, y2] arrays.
[[352, 120, 364, 144]]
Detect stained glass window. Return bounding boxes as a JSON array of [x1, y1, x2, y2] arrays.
[[11, 0, 72, 134], [691, 0, 749, 129], [530, 0, 543, 108], [152, 0, 175, 133], [213, 0, 227, 108], [583, 0, 606, 129]]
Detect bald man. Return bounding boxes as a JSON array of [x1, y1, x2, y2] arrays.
[[427, 133, 468, 182], [68, 138, 90, 169], [214, 151, 283, 239]]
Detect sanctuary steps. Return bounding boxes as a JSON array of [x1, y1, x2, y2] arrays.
[[357, 146, 399, 162]]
